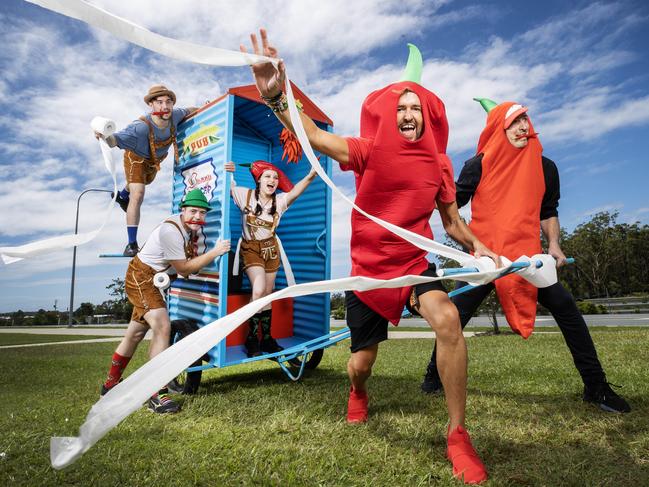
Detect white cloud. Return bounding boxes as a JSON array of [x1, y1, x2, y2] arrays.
[[537, 92, 649, 142]]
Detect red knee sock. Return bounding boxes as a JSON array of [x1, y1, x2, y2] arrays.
[[346, 387, 368, 423], [104, 352, 131, 388], [446, 425, 488, 484]]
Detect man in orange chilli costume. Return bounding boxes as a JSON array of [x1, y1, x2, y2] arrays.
[[421, 99, 631, 414], [242, 29, 500, 484]]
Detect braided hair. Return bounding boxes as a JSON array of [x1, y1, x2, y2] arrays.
[[254, 183, 277, 216]]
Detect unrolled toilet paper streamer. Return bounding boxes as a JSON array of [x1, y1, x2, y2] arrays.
[[50, 268, 516, 470], [0, 116, 117, 264], [22, 0, 560, 469]]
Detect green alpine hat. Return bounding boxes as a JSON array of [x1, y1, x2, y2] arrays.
[[180, 188, 211, 210]]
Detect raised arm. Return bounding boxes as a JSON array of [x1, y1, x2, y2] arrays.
[[224, 161, 237, 196], [285, 168, 317, 207], [241, 29, 350, 164]]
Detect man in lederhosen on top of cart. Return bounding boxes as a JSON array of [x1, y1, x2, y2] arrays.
[[94, 84, 198, 256]]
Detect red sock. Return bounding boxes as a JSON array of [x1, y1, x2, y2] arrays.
[[346, 387, 368, 423], [104, 352, 131, 388], [446, 425, 488, 484]]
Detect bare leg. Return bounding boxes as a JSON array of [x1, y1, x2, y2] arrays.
[[115, 319, 149, 357], [347, 344, 379, 393], [141, 308, 172, 359], [262, 271, 277, 311], [418, 290, 466, 431], [246, 266, 267, 302], [126, 182, 145, 227]]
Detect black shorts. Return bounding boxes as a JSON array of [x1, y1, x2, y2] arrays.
[[345, 263, 446, 352]]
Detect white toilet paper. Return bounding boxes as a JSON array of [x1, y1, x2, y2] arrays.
[[90, 116, 116, 137]]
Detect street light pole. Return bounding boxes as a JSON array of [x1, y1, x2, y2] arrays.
[[68, 188, 113, 328]]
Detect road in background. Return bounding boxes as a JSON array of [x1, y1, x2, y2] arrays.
[[332, 313, 649, 328]]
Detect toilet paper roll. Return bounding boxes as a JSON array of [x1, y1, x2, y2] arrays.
[[153, 272, 170, 290], [90, 116, 116, 137]]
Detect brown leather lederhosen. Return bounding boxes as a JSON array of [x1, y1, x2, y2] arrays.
[[124, 116, 180, 186], [240, 189, 281, 273], [125, 219, 195, 323]]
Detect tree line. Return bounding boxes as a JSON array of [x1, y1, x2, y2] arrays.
[[2, 211, 647, 326], [331, 211, 649, 322], [2, 278, 132, 327]]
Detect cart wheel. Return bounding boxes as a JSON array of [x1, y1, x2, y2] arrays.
[[288, 349, 324, 370], [167, 319, 202, 394]]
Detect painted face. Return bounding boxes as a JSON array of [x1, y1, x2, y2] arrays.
[[505, 113, 530, 148], [258, 170, 279, 197], [148, 95, 174, 119], [396, 91, 424, 141], [181, 206, 207, 232]]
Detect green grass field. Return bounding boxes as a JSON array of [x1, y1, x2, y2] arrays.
[[1, 330, 647, 486]]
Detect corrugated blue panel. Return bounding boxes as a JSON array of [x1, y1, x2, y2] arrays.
[[228, 96, 332, 342], [169, 91, 332, 368], [169, 96, 233, 366], [267, 121, 332, 340]]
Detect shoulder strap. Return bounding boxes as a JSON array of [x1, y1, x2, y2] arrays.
[[164, 219, 195, 259]]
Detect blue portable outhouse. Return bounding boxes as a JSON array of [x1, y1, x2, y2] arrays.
[[167, 83, 334, 376]]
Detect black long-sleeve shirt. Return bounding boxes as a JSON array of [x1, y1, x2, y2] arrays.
[[456, 154, 560, 220]]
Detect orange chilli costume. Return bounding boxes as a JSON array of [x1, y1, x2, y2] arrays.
[[469, 101, 544, 338], [422, 98, 631, 416]]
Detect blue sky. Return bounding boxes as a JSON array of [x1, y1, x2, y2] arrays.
[[1, 0, 648, 313]]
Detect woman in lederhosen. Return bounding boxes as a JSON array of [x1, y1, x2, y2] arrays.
[[226, 161, 316, 357]]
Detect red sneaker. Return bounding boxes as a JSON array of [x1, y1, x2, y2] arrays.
[[346, 387, 368, 423], [446, 425, 488, 484]]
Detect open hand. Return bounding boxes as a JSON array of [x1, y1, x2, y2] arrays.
[[240, 28, 285, 98]]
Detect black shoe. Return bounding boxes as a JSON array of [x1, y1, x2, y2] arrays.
[[148, 392, 181, 414], [260, 337, 284, 354], [112, 191, 129, 212], [421, 372, 444, 395], [245, 336, 262, 358], [100, 379, 121, 397], [123, 242, 139, 257], [583, 382, 631, 413]]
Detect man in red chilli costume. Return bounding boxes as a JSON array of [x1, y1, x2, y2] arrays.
[[242, 29, 500, 484]]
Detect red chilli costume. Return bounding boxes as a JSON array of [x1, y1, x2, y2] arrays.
[[342, 82, 455, 324], [470, 101, 544, 338]]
